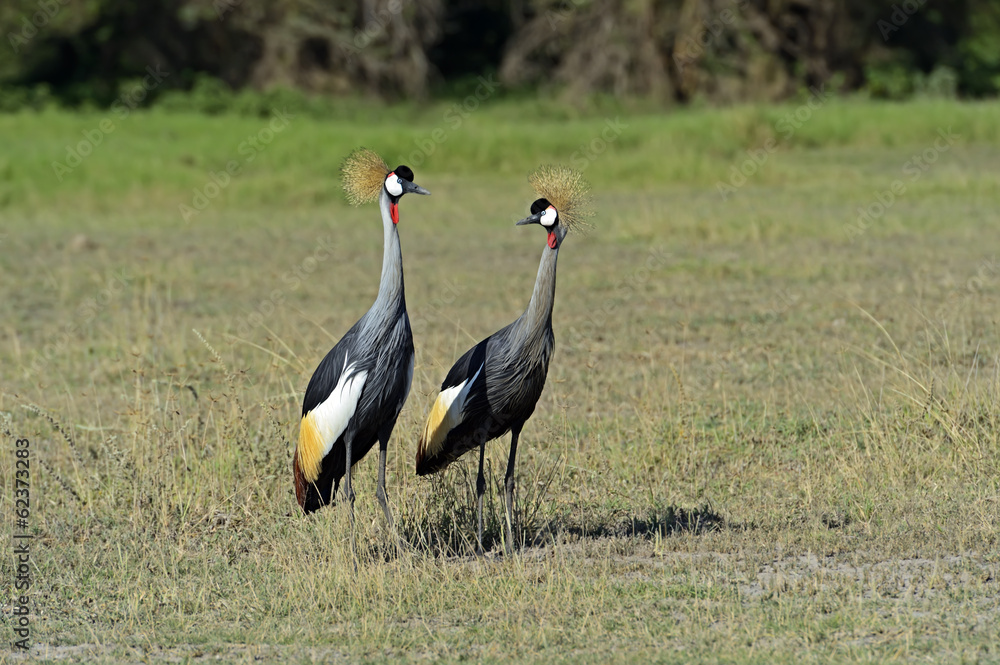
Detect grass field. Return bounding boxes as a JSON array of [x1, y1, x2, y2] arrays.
[[1, 98, 1000, 663]]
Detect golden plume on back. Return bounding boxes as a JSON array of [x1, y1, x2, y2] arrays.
[[341, 148, 391, 206], [528, 165, 594, 232]]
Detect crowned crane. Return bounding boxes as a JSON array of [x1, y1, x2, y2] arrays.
[[415, 166, 591, 553], [294, 148, 429, 544]]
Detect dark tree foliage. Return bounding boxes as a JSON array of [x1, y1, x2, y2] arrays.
[[1, 0, 997, 107]]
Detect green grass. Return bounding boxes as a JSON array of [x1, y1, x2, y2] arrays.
[[1, 98, 999, 663]]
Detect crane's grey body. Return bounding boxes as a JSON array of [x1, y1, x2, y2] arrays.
[[296, 183, 423, 526], [417, 217, 567, 553], [415, 246, 558, 474]]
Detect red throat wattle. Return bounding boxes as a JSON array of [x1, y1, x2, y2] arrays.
[[390, 202, 399, 224], [547, 232, 557, 249]]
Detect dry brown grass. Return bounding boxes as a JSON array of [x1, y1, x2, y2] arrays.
[[1, 103, 999, 663]]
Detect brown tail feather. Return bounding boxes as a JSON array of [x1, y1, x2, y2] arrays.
[[415, 437, 463, 476], [414, 431, 449, 476], [293, 448, 308, 511]]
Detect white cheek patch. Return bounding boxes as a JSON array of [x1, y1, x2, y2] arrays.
[[540, 206, 557, 227], [385, 173, 403, 197]]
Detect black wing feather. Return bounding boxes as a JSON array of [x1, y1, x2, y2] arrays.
[[301, 325, 359, 416], [298, 309, 413, 512], [416, 325, 553, 476]]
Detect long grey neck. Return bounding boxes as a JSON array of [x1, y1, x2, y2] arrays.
[[514, 244, 558, 340], [374, 190, 405, 311]]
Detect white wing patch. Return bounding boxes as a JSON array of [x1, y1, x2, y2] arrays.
[[419, 364, 483, 459], [442, 363, 482, 429], [310, 357, 368, 459]]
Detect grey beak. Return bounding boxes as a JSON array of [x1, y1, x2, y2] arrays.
[[516, 212, 543, 226], [402, 180, 430, 196]]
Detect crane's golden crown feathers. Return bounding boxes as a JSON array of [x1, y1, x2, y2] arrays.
[[341, 147, 391, 206], [528, 165, 593, 232]]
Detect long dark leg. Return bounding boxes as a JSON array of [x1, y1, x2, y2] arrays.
[[376, 423, 407, 556], [376, 436, 394, 529], [503, 424, 522, 555], [476, 440, 487, 555], [344, 436, 356, 560]]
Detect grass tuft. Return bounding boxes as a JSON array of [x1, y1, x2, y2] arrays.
[[2, 100, 999, 662]]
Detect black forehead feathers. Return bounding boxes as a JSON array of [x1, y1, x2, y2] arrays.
[[393, 165, 414, 182], [530, 198, 552, 215]]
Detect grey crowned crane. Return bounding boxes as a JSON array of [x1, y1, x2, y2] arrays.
[[294, 148, 429, 540], [415, 166, 591, 553]]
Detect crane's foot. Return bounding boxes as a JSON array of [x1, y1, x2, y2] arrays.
[[343, 487, 357, 569], [376, 487, 395, 531], [376, 490, 408, 559]]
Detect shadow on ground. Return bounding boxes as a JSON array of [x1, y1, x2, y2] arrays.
[[555, 503, 727, 541], [388, 498, 728, 561]]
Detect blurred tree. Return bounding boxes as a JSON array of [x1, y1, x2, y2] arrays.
[[428, 0, 510, 84], [0, 0, 997, 107], [956, 0, 1000, 96], [1, 0, 442, 104]]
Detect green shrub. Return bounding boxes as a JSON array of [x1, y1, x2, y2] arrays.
[[957, 3, 1000, 96], [0, 83, 54, 112], [864, 63, 915, 100]]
